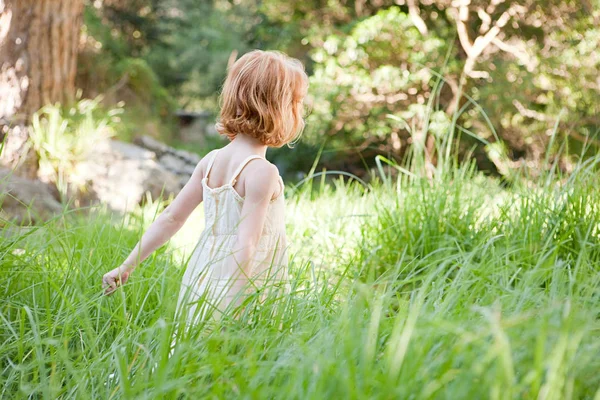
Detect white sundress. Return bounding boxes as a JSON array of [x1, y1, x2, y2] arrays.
[[173, 149, 290, 327]]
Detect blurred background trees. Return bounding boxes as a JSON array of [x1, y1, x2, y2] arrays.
[[2, 0, 599, 180], [0, 0, 84, 178]]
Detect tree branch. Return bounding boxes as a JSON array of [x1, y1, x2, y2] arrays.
[[470, 7, 514, 59], [492, 37, 535, 70], [512, 99, 548, 121], [477, 7, 491, 34], [453, 1, 474, 58], [407, 0, 428, 35], [454, 2, 526, 79]]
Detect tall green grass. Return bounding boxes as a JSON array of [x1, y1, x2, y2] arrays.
[[1, 143, 599, 398]]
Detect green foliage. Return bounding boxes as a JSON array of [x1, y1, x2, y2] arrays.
[[79, 0, 600, 176], [99, 0, 270, 109], [28, 97, 122, 199], [79, 8, 179, 143], [476, 17, 600, 159], [115, 58, 177, 120], [304, 7, 449, 151], [259, 1, 600, 174]]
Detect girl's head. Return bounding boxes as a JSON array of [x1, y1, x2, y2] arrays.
[[215, 50, 309, 148]]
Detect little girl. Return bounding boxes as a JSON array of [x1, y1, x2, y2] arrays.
[[102, 50, 308, 325]]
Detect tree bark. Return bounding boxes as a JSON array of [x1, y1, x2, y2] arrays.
[[0, 0, 84, 178]]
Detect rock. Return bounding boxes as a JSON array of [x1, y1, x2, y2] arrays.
[[0, 168, 63, 224], [133, 135, 201, 187], [158, 154, 196, 187], [73, 139, 183, 212], [132, 135, 172, 157], [1, 136, 200, 222]]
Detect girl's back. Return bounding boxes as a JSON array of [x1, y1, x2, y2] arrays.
[[175, 142, 289, 325], [202, 144, 283, 200]]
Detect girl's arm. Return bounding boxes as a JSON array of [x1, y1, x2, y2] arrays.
[[225, 163, 280, 305], [102, 158, 208, 295]]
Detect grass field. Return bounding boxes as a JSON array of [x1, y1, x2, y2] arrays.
[[1, 153, 599, 399]]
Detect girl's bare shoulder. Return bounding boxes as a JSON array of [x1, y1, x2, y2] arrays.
[[191, 148, 220, 177], [244, 158, 281, 193]]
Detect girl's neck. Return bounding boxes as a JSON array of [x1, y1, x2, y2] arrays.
[[231, 133, 268, 158]]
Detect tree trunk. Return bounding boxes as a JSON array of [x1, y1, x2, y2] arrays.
[[0, 0, 84, 178]]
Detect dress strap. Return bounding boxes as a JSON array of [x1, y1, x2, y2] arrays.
[[204, 149, 219, 179], [229, 155, 264, 186]]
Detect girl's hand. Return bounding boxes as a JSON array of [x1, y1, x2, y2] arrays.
[[102, 265, 134, 296]]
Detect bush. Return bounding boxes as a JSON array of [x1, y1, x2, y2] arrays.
[[28, 97, 122, 200]]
